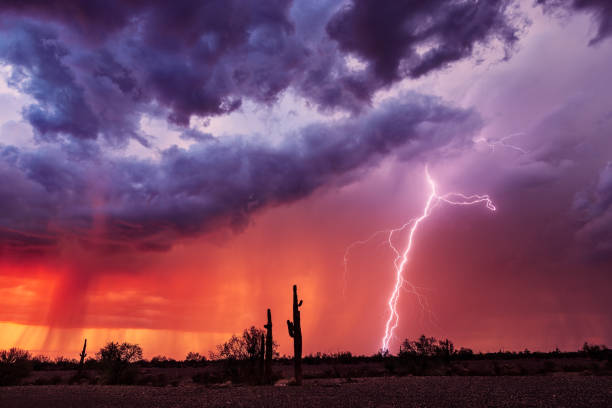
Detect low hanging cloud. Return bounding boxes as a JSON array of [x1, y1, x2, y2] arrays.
[[0, 93, 479, 254]]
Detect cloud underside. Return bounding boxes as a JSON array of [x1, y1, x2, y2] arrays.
[[0, 93, 479, 253], [0, 0, 608, 255], [0, 0, 523, 253]]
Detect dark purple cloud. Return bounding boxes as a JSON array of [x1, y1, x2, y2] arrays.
[[1, 0, 605, 257], [0, 0, 522, 146], [537, 0, 612, 44], [327, 0, 520, 82], [0, 22, 99, 142], [0, 0, 527, 254], [0, 93, 479, 254]]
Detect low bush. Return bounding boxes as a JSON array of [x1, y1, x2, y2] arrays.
[[0, 348, 32, 386], [97, 341, 143, 385]]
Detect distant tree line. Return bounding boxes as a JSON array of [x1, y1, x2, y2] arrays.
[[2, 332, 611, 386], [1, 335, 610, 377]]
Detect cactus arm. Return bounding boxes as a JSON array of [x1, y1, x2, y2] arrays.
[[287, 320, 295, 337]]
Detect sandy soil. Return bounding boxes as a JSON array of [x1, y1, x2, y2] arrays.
[[1, 376, 611, 407]]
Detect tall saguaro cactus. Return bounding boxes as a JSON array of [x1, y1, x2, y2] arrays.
[[259, 332, 265, 380], [264, 308, 273, 383], [78, 338, 87, 373], [286, 284, 303, 385]]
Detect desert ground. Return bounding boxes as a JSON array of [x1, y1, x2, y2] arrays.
[[1, 376, 611, 408]]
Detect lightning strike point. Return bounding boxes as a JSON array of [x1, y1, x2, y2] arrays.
[[379, 167, 496, 353]]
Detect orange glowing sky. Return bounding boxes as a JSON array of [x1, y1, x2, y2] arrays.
[[2, 160, 610, 359]]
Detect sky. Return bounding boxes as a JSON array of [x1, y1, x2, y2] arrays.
[[0, 0, 611, 359]]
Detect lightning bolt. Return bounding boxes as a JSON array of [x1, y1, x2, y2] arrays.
[[474, 132, 528, 154], [376, 167, 495, 353]]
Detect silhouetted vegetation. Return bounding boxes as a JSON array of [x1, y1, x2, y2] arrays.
[[264, 308, 274, 383], [185, 352, 207, 366], [0, 348, 32, 385], [287, 284, 303, 385], [204, 325, 279, 384], [1, 335, 610, 386], [97, 341, 143, 384], [78, 338, 87, 373]]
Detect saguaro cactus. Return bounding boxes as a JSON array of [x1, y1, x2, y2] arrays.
[[259, 332, 265, 380], [286, 284, 303, 385], [78, 338, 87, 373], [264, 308, 273, 382]]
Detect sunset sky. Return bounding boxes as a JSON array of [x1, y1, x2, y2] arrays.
[[1, 0, 611, 359]]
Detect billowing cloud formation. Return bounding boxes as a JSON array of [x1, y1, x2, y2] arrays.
[[0, 93, 478, 254], [0, 22, 99, 142], [327, 0, 520, 81], [537, 0, 612, 44], [0, 0, 521, 145], [0, 0, 523, 254]]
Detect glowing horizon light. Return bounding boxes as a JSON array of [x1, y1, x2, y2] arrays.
[[379, 167, 496, 353]]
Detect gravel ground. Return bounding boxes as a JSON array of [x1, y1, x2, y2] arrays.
[[1, 376, 611, 408]]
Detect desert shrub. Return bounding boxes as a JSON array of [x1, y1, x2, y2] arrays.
[[209, 327, 270, 361], [0, 348, 32, 386], [371, 350, 388, 362], [97, 341, 143, 384], [149, 355, 179, 368], [185, 352, 207, 366], [209, 326, 279, 384], [31, 355, 53, 370], [583, 342, 610, 360], [457, 348, 474, 359], [53, 356, 78, 370], [395, 335, 459, 375], [335, 352, 353, 364]]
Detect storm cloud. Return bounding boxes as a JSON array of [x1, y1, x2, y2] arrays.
[[327, 0, 520, 82], [0, 0, 524, 254], [0, 0, 606, 256], [0, 0, 522, 145], [0, 93, 479, 254]]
